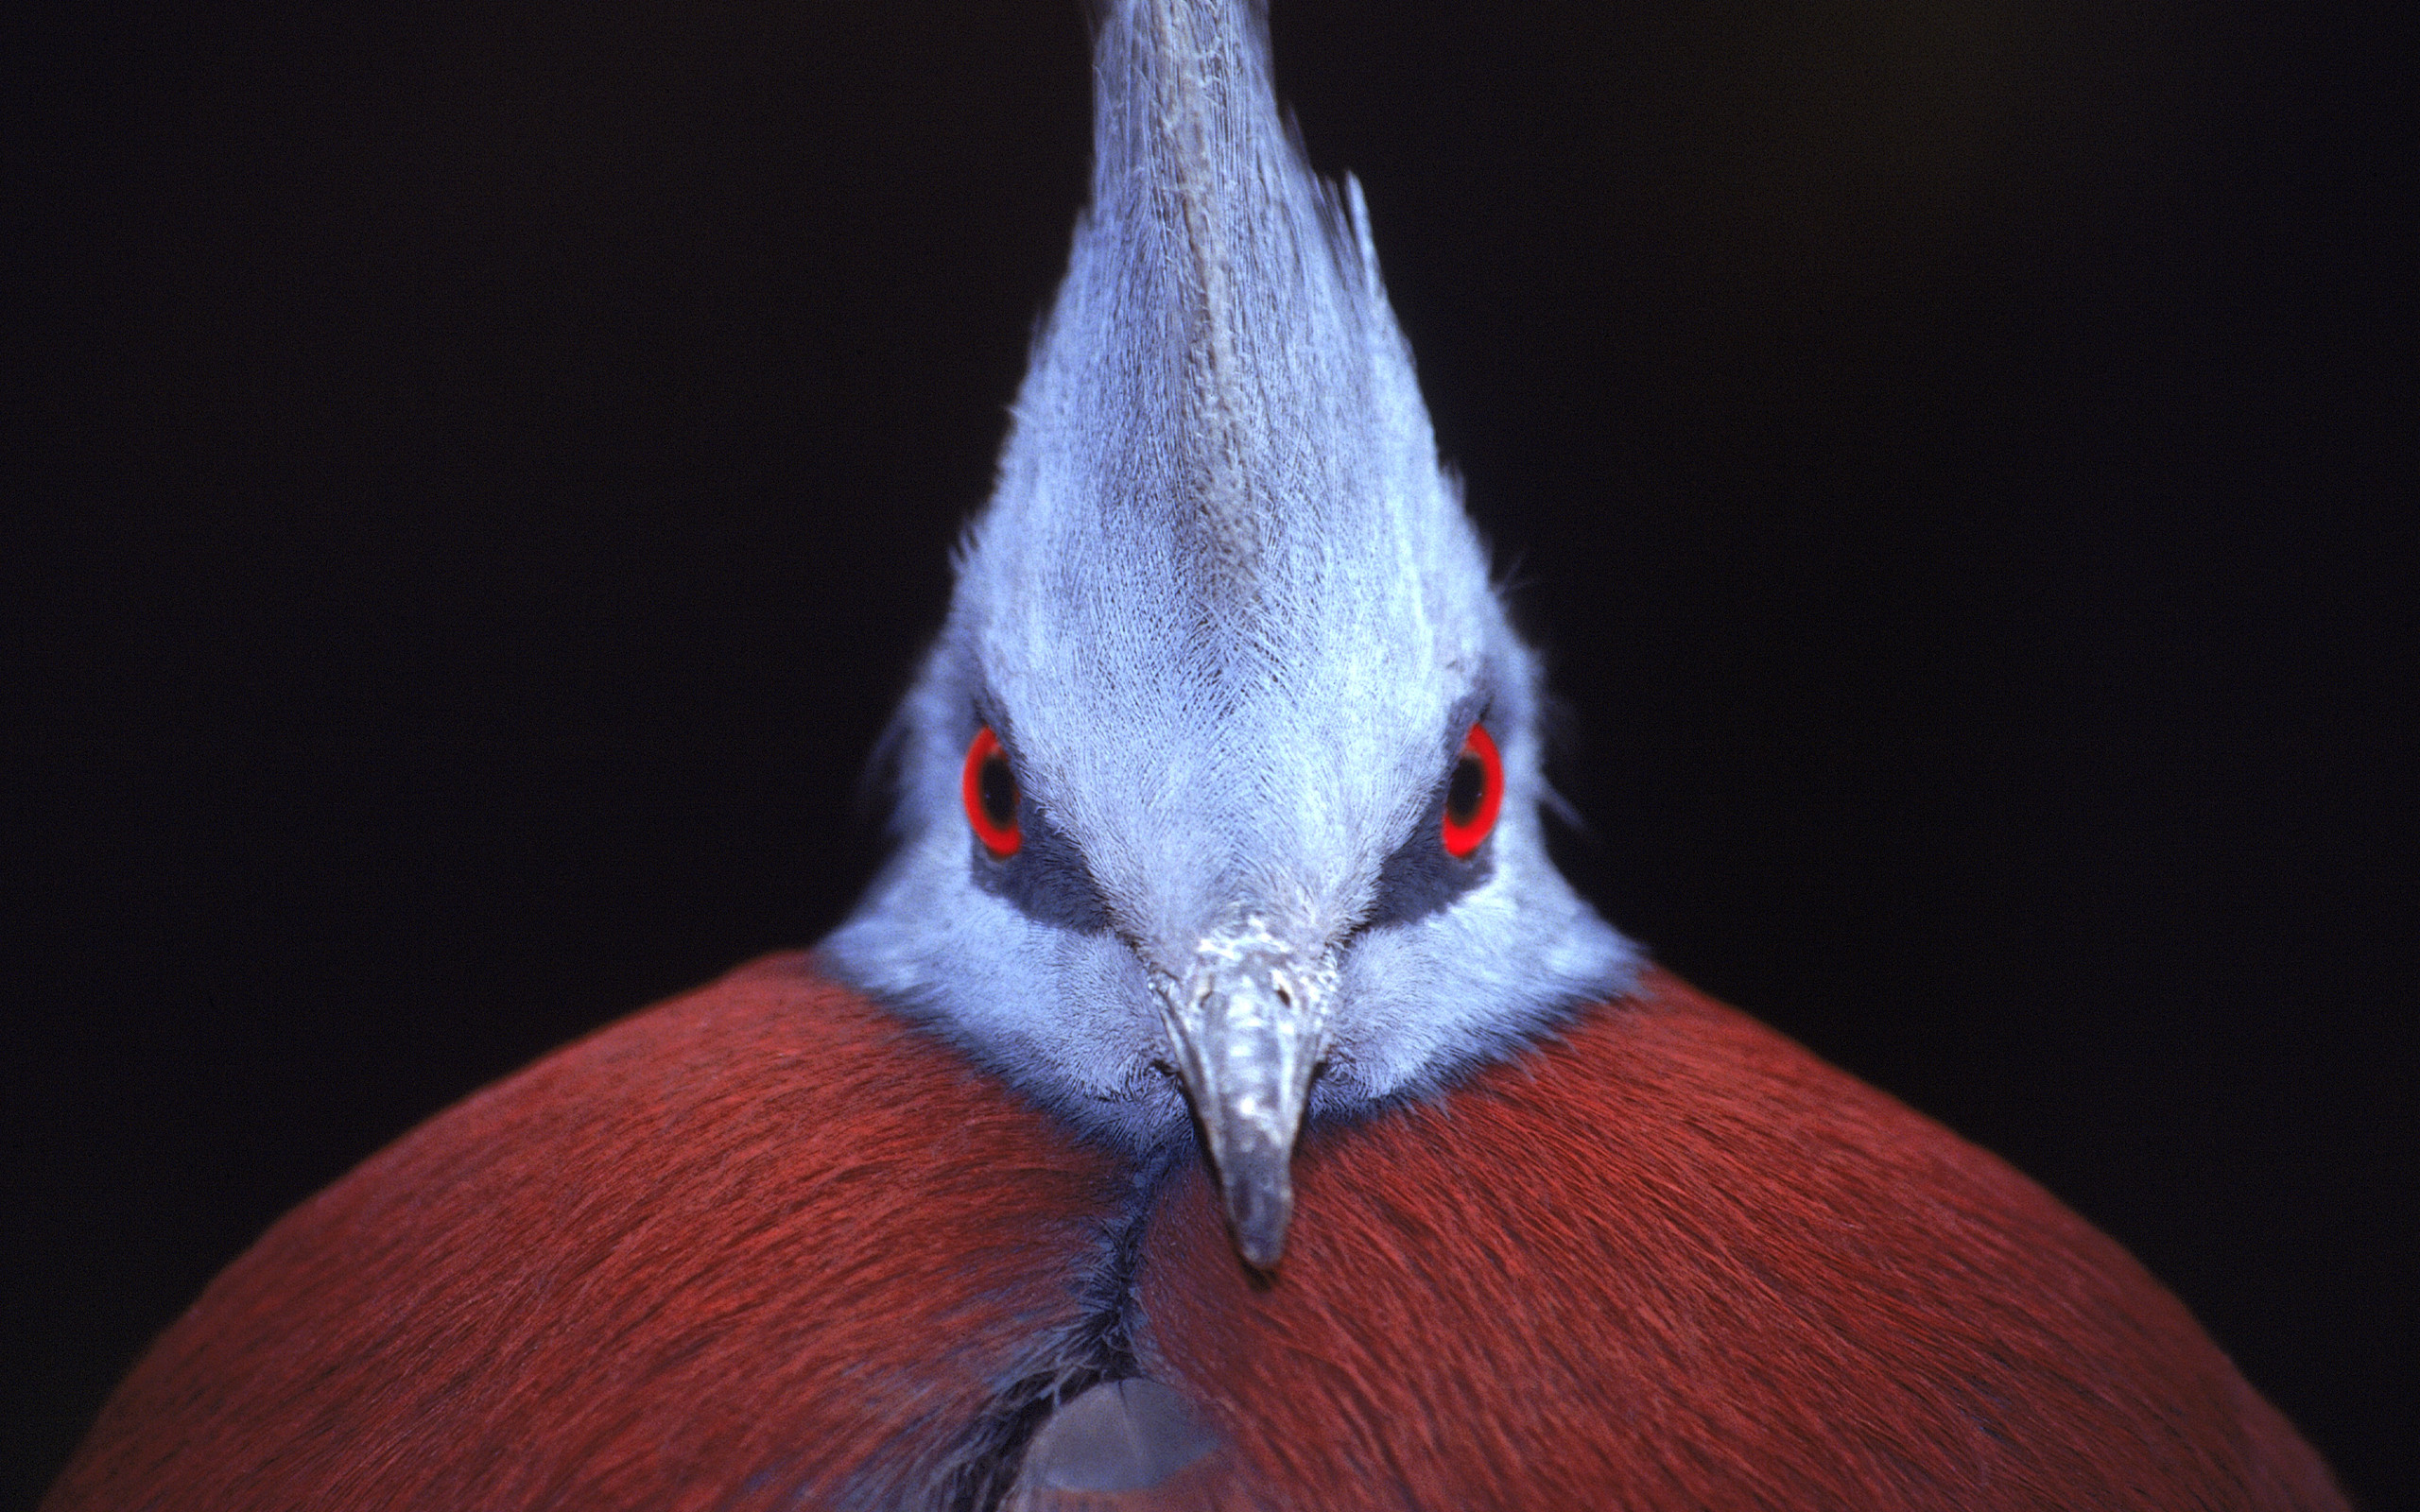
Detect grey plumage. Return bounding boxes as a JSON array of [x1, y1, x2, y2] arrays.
[[823, 0, 1634, 1261]]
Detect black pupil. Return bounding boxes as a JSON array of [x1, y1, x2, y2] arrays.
[[1446, 753, 1485, 825], [978, 751, 1019, 829]]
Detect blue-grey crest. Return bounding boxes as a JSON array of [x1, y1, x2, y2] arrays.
[[824, 0, 1635, 1268]]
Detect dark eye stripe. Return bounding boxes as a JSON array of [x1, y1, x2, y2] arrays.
[[1367, 719, 1502, 928], [960, 722, 1114, 933]]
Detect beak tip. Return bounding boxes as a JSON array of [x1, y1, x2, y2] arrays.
[[1221, 1170, 1294, 1272], [1160, 924, 1333, 1276]]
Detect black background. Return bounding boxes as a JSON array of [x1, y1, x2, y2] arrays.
[[7, 0, 2408, 1504]]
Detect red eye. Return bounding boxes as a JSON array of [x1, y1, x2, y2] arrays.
[[962, 726, 1022, 856], [1441, 723, 1502, 859]]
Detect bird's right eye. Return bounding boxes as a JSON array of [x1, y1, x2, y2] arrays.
[[962, 726, 1022, 856]]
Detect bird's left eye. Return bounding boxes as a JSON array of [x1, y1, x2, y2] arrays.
[[1442, 723, 1503, 858], [962, 726, 1022, 856]]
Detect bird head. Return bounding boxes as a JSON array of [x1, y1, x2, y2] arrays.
[[824, 0, 1634, 1270]]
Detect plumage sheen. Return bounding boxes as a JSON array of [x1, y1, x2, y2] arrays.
[[44, 1, 2346, 1508]]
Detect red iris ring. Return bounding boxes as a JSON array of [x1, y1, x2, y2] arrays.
[[962, 726, 1022, 856], [1441, 723, 1503, 859]]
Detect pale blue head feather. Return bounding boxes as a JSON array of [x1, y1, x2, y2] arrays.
[[824, 0, 1635, 1170]]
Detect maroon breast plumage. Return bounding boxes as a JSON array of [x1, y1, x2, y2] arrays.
[[45, 957, 1118, 1510], [45, 958, 2342, 1510], [1132, 970, 2342, 1510]]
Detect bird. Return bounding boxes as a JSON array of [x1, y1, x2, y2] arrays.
[[43, 1, 2347, 1508]]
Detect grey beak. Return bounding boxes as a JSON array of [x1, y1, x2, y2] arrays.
[[1154, 919, 1336, 1269]]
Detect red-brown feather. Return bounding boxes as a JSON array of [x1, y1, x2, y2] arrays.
[[43, 954, 1125, 1511], [1136, 968, 2344, 1510], [47, 962, 2344, 1510]]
